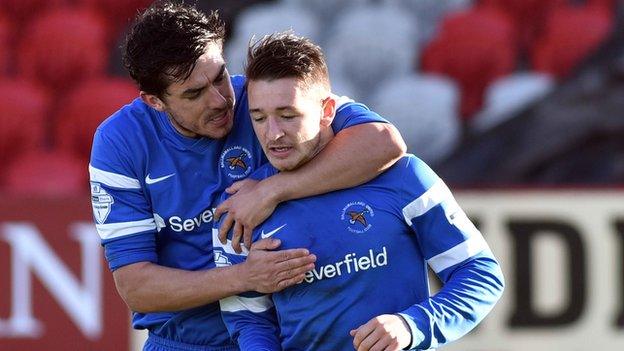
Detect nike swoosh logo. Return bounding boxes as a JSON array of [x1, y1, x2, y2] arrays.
[[145, 173, 175, 185], [260, 224, 287, 239]]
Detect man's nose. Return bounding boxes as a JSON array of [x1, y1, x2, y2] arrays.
[[267, 118, 284, 141], [206, 85, 227, 108]]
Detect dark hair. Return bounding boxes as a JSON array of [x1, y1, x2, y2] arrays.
[[245, 31, 330, 91], [122, 1, 225, 98]]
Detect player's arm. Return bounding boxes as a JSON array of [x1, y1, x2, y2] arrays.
[[268, 120, 404, 198], [351, 254, 503, 351], [352, 157, 504, 350], [216, 234, 282, 350], [91, 130, 314, 313], [113, 238, 313, 313], [220, 293, 281, 351], [396, 253, 503, 350], [217, 104, 406, 249]]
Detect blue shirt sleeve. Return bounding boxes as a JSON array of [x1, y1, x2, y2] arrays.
[[213, 215, 281, 350], [220, 292, 281, 351], [248, 163, 279, 181], [331, 99, 388, 134], [397, 155, 505, 350], [90, 127, 158, 271]]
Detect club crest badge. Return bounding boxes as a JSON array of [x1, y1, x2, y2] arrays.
[[341, 201, 374, 233], [91, 182, 114, 224], [214, 250, 232, 267], [220, 146, 253, 179]]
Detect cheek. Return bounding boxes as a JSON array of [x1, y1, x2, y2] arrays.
[[253, 124, 269, 144], [299, 122, 321, 141]]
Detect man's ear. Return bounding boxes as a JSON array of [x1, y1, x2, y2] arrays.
[[140, 91, 166, 112], [320, 96, 336, 127]]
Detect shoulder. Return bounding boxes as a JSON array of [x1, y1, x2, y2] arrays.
[[399, 154, 437, 182], [231, 75, 247, 97], [335, 98, 378, 119], [91, 98, 155, 175], [378, 154, 440, 200], [332, 95, 387, 131], [248, 163, 278, 181], [96, 97, 155, 142]]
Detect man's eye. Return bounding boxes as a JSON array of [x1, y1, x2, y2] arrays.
[[214, 72, 225, 83], [252, 116, 266, 122], [281, 115, 297, 119]]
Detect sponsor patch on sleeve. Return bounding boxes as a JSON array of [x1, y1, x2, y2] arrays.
[[90, 182, 114, 224]]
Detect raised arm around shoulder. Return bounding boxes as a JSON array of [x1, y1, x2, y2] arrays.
[[215, 122, 405, 247], [269, 121, 406, 203]]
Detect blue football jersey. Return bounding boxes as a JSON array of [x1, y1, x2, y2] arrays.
[[88, 75, 388, 349], [216, 155, 504, 351]]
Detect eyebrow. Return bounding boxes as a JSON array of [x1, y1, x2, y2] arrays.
[[181, 64, 226, 96], [249, 106, 296, 114]]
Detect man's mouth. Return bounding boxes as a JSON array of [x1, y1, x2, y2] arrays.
[[208, 110, 230, 126], [268, 145, 293, 158]]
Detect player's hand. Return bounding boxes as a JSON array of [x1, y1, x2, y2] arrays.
[[240, 238, 316, 293], [215, 179, 279, 253], [350, 314, 411, 351]]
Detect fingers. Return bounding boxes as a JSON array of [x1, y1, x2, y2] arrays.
[[243, 226, 253, 252], [276, 255, 316, 279], [214, 199, 229, 221], [251, 237, 282, 251], [275, 260, 315, 282], [356, 328, 387, 351], [244, 243, 316, 293], [275, 248, 313, 263], [225, 181, 244, 194], [232, 222, 244, 253], [218, 214, 234, 244], [276, 273, 307, 290], [226, 178, 256, 194], [263, 249, 316, 292], [352, 316, 405, 351], [352, 320, 376, 350]]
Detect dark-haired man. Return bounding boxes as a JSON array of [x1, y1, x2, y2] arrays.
[[216, 32, 504, 351], [89, 1, 405, 350]]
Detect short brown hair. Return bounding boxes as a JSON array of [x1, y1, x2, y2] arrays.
[[245, 31, 330, 91]]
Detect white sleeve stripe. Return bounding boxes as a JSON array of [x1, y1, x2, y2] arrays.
[[212, 228, 249, 255], [89, 164, 141, 189], [427, 234, 490, 273], [332, 94, 354, 110], [402, 179, 450, 226], [96, 218, 155, 240], [220, 295, 273, 313]]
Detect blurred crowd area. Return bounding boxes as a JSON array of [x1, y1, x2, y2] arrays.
[[0, 0, 620, 197]]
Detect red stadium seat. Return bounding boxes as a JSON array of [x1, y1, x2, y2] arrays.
[[54, 77, 138, 162], [0, 14, 12, 76], [0, 0, 67, 24], [480, 0, 566, 53], [588, 0, 616, 11], [0, 78, 50, 169], [17, 8, 109, 92], [2, 150, 87, 196], [421, 7, 517, 119], [76, 0, 151, 35], [531, 5, 613, 79]]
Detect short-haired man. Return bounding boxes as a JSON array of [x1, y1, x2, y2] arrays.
[[216, 32, 504, 351], [89, 2, 405, 350]]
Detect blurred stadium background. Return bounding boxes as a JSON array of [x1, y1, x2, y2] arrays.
[[1, 0, 623, 350]]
